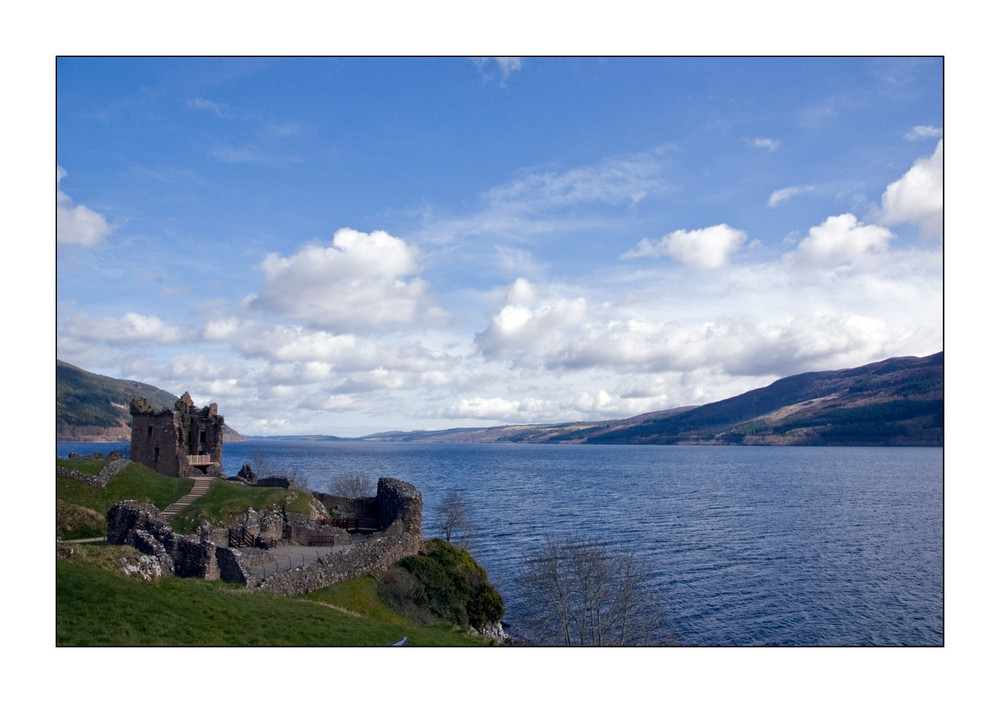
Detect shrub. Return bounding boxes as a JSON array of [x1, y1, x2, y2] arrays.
[[378, 539, 504, 629]]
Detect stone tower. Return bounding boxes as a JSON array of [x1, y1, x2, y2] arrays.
[[129, 392, 225, 477]]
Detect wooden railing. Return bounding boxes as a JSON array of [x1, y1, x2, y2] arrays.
[[187, 454, 213, 466]]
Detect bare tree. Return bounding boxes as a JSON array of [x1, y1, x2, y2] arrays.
[[250, 451, 283, 477], [436, 489, 475, 544], [251, 451, 307, 488], [328, 471, 376, 498], [515, 535, 671, 646]]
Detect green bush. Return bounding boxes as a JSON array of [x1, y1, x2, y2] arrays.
[[381, 539, 504, 629]]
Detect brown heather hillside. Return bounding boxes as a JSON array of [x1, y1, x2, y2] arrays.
[[364, 352, 943, 447]]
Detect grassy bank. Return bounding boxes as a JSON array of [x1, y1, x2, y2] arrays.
[[56, 458, 502, 646], [56, 459, 193, 540], [56, 458, 319, 537], [56, 544, 491, 646], [169, 479, 319, 534]]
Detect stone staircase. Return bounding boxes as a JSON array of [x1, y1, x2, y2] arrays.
[[161, 476, 216, 520]]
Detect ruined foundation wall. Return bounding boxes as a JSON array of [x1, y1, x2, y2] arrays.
[[106, 501, 219, 579], [57, 457, 131, 488], [104, 477, 424, 592], [253, 477, 424, 595], [256, 531, 423, 595]]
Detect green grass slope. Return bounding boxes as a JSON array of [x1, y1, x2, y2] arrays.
[[56, 547, 489, 646], [56, 458, 194, 539]]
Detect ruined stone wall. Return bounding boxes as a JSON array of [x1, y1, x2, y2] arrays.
[[249, 477, 424, 595], [313, 493, 379, 520], [256, 531, 423, 595], [106, 501, 219, 579], [104, 477, 424, 593], [283, 514, 353, 546], [377, 477, 423, 535], [56, 457, 130, 488]]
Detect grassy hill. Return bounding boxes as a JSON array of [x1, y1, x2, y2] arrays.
[[56, 360, 244, 441]]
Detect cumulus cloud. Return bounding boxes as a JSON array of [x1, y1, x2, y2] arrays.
[[470, 266, 935, 396], [768, 185, 814, 207], [879, 139, 943, 237], [57, 166, 113, 246], [251, 228, 434, 331], [621, 224, 747, 269], [475, 281, 589, 364], [784, 213, 894, 269]]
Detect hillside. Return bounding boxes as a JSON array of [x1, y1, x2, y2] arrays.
[[56, 360, 246, 442], [580, 352, 943, 446], [368, 352, 943, 446], [59, 353, 943, 447]]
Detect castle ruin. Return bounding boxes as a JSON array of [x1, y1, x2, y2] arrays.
[[130, 392, 225, 478]]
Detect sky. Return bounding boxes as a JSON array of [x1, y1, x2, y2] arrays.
[[56, 57, 943, 437]]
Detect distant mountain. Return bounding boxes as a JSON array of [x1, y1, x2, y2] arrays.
[[365, 352, 943, 446], [56, 360, 246, 442], [60, 353, 942, 446]]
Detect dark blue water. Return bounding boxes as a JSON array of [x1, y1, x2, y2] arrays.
[[58, 440, 943, 646]]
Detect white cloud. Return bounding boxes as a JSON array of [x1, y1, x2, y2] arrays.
[[905, 125, 942, 141], [621, 224, 747, 269], [475, 282, 590, 365], [252, 228, 435, 331], [57, 166, 113, 246], [418, 147, 672, 246], [186, 97, 225, 116], [768, 185, 814, 207], [784, 214, 894, 269], [65, 312, 183, 345], [471, 57, 523, 86], [447, 396, 524, 420], [879, 139, 943, 237], [748, 137, 780, 151], [484, 151, 668, 214]]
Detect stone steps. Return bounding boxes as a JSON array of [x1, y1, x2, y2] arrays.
[[161, 476, 216, 520]]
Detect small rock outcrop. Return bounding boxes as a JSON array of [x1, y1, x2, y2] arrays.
[[237, 463, 258, 485]]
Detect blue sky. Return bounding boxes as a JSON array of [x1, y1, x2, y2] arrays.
[[56, 57, 943, 436]]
